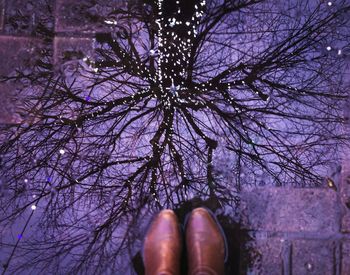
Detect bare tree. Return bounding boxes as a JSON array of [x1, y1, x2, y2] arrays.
[[0, 0, 349, 273]]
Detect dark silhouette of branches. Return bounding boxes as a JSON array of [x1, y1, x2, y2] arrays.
[[0, 0, 349, 273]]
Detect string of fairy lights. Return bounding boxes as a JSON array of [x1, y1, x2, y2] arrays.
[[155, 0, 205, 107]]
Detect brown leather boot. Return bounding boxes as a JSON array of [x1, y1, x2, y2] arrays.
[[143, 209, 182, 275], [185, 207, 225, 275]]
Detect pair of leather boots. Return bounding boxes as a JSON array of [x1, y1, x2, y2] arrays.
[[143, 207, 226, 275]]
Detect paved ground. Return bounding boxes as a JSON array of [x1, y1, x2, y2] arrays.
[[0, 1, 349, 274]]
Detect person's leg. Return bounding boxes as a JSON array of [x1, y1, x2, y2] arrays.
[[185, 207, 226, 275], [143, 209, 182, 275]]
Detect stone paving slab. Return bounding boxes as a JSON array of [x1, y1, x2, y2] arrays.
[[55, 0, 124, 33], [53, 36, 95, 76], [0, 36, 46, 124], [240, 187, 340, 233], [0, 83, 21, 124], [248, 237, 286, 275], [3, 0, 54, 36], [0, 35, 44, 76], [0, 0, 4, 31], [342, 213, 350, 233], [291, 240, 335, 275], [341, 241, 350, 275]]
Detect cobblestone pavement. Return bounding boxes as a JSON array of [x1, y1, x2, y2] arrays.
[[0, 1, 349, 274]]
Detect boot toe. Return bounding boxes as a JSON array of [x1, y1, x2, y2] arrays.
[[186, 207, 226, 275], [143, 210, 182, 275]]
